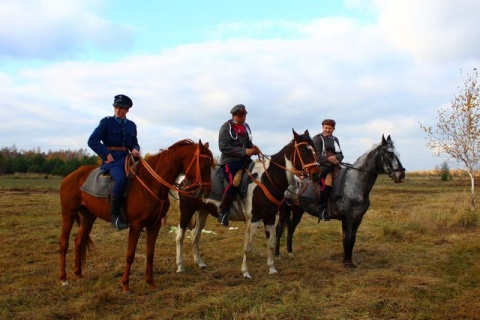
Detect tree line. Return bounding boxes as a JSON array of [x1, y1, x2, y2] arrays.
[[0, 145, 100, 177]]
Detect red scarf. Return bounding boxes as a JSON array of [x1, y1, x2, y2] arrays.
[[231, 122, 246, 137]]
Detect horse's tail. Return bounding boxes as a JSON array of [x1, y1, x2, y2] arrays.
[[74, 214, 96, 266]]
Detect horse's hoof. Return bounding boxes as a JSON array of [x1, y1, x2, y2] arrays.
[[176, 267, 186, 273], [61, 281, 70, 287], [243, 272, 252, 279], [269, 268, 278, 275], [343, 261, 357, 269], [199, 265, 207, 270]]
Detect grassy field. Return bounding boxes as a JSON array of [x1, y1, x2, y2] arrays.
[[1, 173, 480, 319]]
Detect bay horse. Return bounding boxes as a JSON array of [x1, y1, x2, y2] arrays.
[[176, 129, 320, 279], [59, 139, 214, 293], [275, 134, 406, 268]]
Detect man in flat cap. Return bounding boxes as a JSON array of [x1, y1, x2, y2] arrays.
[[312, 119, 343, 221], [217, 104, 259, 226], [88, 94, 141, 230]]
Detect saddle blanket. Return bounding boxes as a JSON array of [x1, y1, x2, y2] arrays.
[[80, 168, 110, 198]]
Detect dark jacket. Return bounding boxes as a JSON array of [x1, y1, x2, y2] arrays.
[[312, 133, 343, 169], [218, 120, 253, 166], [88, 116, 140, 170]]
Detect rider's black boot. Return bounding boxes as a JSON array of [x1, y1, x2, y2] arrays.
[[218, 193, 235, 227], [318, 186, 331, 221], [110, 196, 129, 230]]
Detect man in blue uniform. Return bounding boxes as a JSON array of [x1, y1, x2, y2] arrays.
[[88, 94, 141, 230]]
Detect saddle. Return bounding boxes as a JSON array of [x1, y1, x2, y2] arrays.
[[80, 168, 111, 198], [80, 160, 139, 198], [287, 166, 348, 216], [208, 162, 256, 201]]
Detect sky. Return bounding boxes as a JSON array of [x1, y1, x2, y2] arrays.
[[2, 0, 480, 172]]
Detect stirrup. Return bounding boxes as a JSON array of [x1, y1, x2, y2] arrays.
[[218, 213, 229, 227], [321, 209, 330, 221], [112, 217, 129, 230]]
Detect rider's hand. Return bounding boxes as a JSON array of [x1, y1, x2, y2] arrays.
[[246, 148, 256, 156], [131, 149, 140, 157], [105, 154, 114, 163], [328, 155, 339, 165]]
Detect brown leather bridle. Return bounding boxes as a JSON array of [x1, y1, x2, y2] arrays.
[[247, 141, 319, 208], [125, 144, 212, 202]]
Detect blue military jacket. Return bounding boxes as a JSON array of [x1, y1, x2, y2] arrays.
[[88, 116, 140, 171]]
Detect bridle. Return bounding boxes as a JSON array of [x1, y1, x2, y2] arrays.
[[247, 139, 319, 208], [257, 141, 319, 181], [340, 144, 406, 177], [125, 144, 212, 202]]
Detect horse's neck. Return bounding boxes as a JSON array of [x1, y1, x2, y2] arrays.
[[140, 153, 183, 190], [352, 147, 380, 187], [266, 149, 292, 192]]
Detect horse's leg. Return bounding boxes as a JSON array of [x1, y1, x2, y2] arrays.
[[145, 222, 162, 290], [265, 222, 278, 275], [176, 196, 202, 272], [287, 205, 304, 255], [59, 207, 77, 285], [342, 217, 363, 268], [175, 224, 187, 273], [275, 203, 289, 257], [121, 226, 143, 293], [192, 209, 209, 269], [241, 219, 260, 279]]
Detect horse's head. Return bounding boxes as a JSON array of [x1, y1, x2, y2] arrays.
[[378, 135, 406, 183], [182, 140, 214, 197], [291, 129, 320, 183]]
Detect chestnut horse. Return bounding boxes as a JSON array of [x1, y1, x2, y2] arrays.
[[59, 139, 214, 293], [275, 135, 406, 268], [176, 129, 320, 279]]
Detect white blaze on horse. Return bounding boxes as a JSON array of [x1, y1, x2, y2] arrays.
[[176, 129, 320, 279], [275, 134, 406, 268]]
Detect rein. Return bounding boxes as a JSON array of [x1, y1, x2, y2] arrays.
[[125, 144, 211, 202], [340, 146, 406, 177]]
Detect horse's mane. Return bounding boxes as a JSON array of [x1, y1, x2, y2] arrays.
[[354, 139, 395, 165], [146, 139, 197, 168]]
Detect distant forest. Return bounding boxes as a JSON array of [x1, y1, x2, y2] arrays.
[[0, 145, 100, 177]]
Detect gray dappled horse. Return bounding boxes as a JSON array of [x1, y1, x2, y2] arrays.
[[176, 129, 319, 279], [275, 134, 405, 268]]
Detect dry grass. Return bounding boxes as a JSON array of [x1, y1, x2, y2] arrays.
[[1, 173, 480, 319]]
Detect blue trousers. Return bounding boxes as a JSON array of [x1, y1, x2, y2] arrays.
[[100, 156, 128, 198]]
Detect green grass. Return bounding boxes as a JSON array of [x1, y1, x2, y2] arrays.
[[1, 173, 480, 319]]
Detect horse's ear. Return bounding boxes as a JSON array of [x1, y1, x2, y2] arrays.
[[204, 142, 209, 149], [387, 135, 391, 142], [292, 128, 299, 138], [198, 139, 203, 147], [304, 129, 310, 137], [381, 134, 387, 145]]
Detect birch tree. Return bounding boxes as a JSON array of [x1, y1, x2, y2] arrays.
[[420, 68, 480, 210]]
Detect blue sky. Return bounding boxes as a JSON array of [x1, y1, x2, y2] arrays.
[[2, 0, 480, 171]]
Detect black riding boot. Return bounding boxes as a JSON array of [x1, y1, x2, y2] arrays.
[[218, 193, 235, 227], [318, 186, 331, 221], [110, 196, 129, 230]]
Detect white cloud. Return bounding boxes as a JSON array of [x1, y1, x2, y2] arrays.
[[375, 0, 480, 64], [1, 0, 480, 171], [0, 0, 133, 60]]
